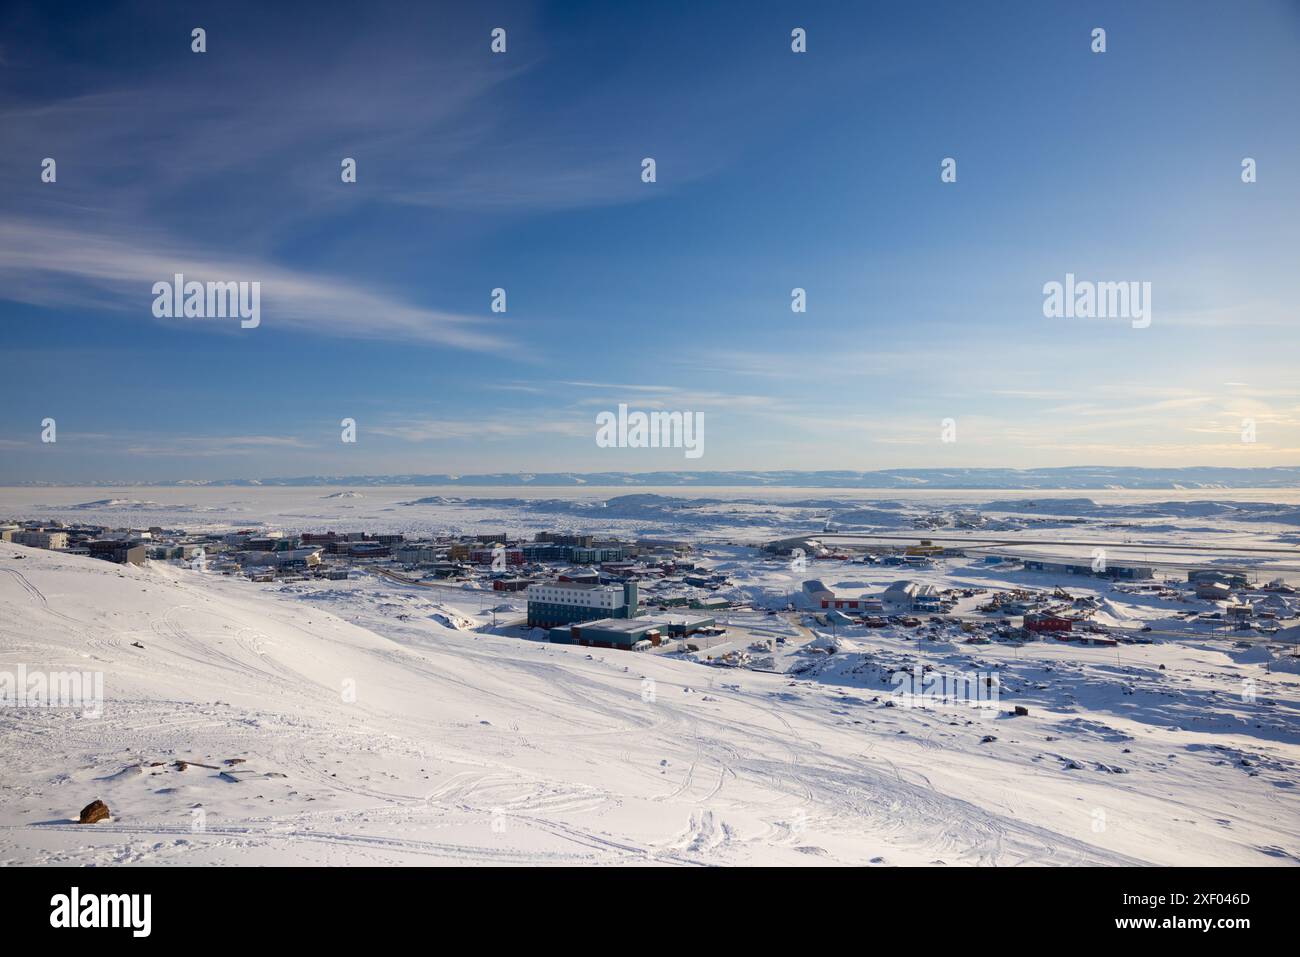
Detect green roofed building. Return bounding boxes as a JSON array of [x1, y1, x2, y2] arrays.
[[549, 618, 662, 649]]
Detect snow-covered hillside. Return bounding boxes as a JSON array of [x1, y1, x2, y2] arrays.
[[2, 543, 1298, 866]]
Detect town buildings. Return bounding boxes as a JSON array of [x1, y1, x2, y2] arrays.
[[12, 530, 68, 550]]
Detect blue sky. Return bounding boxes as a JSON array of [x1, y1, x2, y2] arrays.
[[1, 0, 1298, 482]]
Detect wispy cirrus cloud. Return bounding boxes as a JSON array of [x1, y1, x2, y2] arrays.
[[0, 218, 513, 352], [125, 435, 316, 457], [370, 416, 588, 443]]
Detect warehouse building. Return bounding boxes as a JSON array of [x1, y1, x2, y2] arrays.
[[526, 580, 639, 628], [1196, 580, 1233, 601], [1023, 559, 1154, 580], [549, 618, 661, 650], [1024, 612, 1073, 633], [905, 540, 945, 557], [801, 580, 835, 607], [1189, 569, 1249, 588], [492, 577, 532, 592], [821, 594, 885, 613], [637, 614, 715, 637], [765, 536, 824, 557], [883, 580, 941, 609]]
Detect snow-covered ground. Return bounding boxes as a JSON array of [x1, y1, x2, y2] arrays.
[[3, 539, 1299, 866], [3, 487, 1300, 866], [7, 485, 1300, 559]]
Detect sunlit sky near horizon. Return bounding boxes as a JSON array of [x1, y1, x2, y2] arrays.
[[1, 0, 1298, 483]]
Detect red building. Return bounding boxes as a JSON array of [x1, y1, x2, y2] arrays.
[[492, 578, 531, 592], [821, 598, 884, 612], [1024, 613, 1073, 633], [469, 547, 524, 566]]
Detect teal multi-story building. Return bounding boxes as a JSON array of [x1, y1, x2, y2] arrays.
[[569, 545, 626, 565]]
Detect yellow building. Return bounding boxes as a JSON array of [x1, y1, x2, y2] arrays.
[[904, 540, 944, 557]]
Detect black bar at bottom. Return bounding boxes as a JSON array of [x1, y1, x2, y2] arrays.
[[0, 866, 1277, 943]]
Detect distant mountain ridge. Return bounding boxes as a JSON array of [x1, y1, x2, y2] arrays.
[[17, 467, 1300, 489]]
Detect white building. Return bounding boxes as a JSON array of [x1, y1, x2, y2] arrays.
[[13, 530, 68, 550], [526, 580, 639, 627], [799, 580, 834, 609], [239, 547, 322, 568], [395, 545, 437, 563], [883, 580, 939, 608]]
